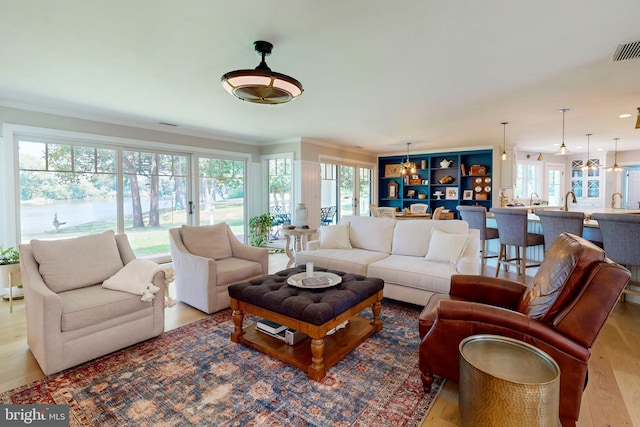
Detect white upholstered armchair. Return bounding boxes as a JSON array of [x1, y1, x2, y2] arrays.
[[168, 223, 268, 314], [19, 231, 167, 376]]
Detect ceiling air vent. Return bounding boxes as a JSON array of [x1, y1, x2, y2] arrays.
[[610, 40, 640, 62]]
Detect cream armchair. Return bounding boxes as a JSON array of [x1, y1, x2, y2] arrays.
[[19, 231, 167, 376], [169, 223, 268, 314]]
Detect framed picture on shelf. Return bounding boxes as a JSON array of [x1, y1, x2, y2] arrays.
[[384, 164, 403, 178], [407, 189, 416, 198], [445, 187, 459, 200], [463, 189, 473, 200], [388, 180, 399, 198]]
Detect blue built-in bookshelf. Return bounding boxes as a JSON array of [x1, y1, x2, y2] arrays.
[[378, 149, 493, 219]]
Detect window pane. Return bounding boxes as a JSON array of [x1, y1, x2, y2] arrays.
[[47, 144, 72, 172], [19, 141, 46, 170], [198, 156, 245, 239], [73, 146, 96, 173]]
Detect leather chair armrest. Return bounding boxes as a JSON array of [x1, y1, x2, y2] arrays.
[[435, 300, 589, 360], [450, 274, 527, 309]]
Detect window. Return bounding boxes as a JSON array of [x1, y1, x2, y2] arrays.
[[320, 161, 373, 219], [267, 156, 293, 220], [18, 140, 191, 256], [514, 161, 542, 199], [198, 157, 245, 236]]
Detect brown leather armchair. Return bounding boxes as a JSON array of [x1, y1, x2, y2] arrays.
[[418, 233, 630, 426]]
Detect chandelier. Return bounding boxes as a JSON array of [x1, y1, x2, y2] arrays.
[[221, 41, 303, 104], [554, 108, 571, 155], [401, 143, 416, 175]]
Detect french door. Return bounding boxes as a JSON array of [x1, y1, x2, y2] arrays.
[[321, 161, 373, 221]]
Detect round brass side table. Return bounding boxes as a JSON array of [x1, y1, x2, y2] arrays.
[[459, 334, 561, 427]]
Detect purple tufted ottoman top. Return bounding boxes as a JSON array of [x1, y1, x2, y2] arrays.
[[228, 266, 384, 326]]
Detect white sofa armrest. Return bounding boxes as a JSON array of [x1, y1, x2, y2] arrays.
[[456, 228, 481, 274], [306, 239, 320, 250], [226, 226, 268, 274]]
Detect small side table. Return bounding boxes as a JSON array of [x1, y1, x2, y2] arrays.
[[459, 334, 561, 427], [0, 263, 21, 313], [282, 227, 317, 268]]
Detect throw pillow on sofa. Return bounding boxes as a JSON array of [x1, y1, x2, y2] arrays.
[[424, 228, 470, 266], [319, 224, 352, 249]]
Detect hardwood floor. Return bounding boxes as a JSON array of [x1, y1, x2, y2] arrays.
[[1, 253, 638, 426]]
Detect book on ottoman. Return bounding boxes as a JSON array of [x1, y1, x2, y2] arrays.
[[301, 276, 330, 286], [256, 319, 287, 335]]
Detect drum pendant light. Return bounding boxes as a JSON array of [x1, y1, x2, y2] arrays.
[[221, 41, 303, 104]]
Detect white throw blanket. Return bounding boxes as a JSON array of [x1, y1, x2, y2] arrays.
[[102, 259, 177, 307]]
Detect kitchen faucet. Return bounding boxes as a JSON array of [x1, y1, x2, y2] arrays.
[[564, 191, 577, 211], [529, 192, 539, 206], [611, 192, 623, 209]]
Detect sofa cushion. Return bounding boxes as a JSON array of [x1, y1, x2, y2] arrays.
[[367, 255, 458, 295], [181, 223, 232, 260], [296, 248, 389, 276], [30, 231, 124, 293], [340, 216, 396, 253], [424, 228, 470, 266], [215, 257, 263, 285], [318, 224, 352, 249], [58, 284, 154, 332], [392, 220, 469, 257]]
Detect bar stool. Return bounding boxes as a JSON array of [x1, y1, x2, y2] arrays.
[[490, 207, 545, 278], [591, 213, 640, 301], [456, 205, 499, 265], [535, 209, 584, 252]]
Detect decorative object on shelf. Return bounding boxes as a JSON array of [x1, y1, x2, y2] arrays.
[[294, 203, 309, 228], [384, 164, 403, 177], [418, 191, 427, 199], [408, 174, 422, 185], [388, 180, 399, 198], [438, 175, 455, 184], [607, 138, 623, 172], [461, 163, 467, 175], [221, 41, 303, 104], [434, 191, 444, 200], [445, 188, 459, 200], [440, 159, 452, 168], [407, 189, 416, 198], [463, 190, 473, 200], [401, 142, 417, 175], [469, 165, 487, 176], [500, 122, 509, 161], [421, 159, 427, 169], [475, 193, 488, 200], [636, 107, 640, 129], [554, 108, 571, 155], [527, 152, 544, 161]]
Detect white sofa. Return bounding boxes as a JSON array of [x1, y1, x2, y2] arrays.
[[295, 216, 480, 305]]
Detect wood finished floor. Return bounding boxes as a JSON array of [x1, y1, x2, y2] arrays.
[[0, 253, 638, 426]]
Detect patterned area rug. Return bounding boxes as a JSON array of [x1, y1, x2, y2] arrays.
[[1, 300, 444, 426]]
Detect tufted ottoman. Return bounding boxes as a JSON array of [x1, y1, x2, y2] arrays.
[[228, 266, 384, 381]]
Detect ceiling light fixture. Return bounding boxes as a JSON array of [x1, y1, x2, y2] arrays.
[[221, 40, 303, 104], [401, 143, 416, 175], [581, 133, 597, 170], [500, 122, 508, 161], [636, 107, 640, 129], [555, 108, 571, 155], [527, 152, 544, 161], [607, 138, 623, 172]]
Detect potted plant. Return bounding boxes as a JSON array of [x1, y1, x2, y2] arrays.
[[248, 213, 275, 247], [0, 245, 22, 301]]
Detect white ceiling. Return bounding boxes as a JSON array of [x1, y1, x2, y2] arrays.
[[1, 0, 639, 156]]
